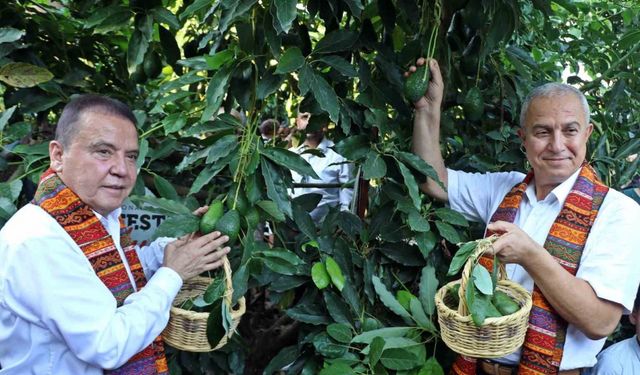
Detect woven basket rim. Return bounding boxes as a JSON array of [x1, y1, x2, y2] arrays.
[[435, 279, 532, 324]]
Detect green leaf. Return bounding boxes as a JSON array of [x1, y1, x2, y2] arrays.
[[311, 262, 330, 289], [260, 146, 319, 179], [188, 161, 229, 195], [325, 256, 345, 291], [369, 336, 385, 367], [0, 106, 16, 133], [206, 135, 238, 164], [127, 15, 152, 74], [263, 346, 299, 375], [313, 30, 359, 54], [161, 113, 187, 135], [201, 65, 233, 122], [273, 0, 297, 33], [256, 200, 286, 222], [206, 300, 225, 346], [323, 290, 353, 324], [153, 213, 199, 239], [419, 265, 438, 316], [158, 25, 181, 67], [260, 249, 305, 266], [472, 264, 493, 295], [447, 241, 478, 276], [204, 49, 235, 70], [415, 231, 437, 258], [293, 204, 317, 240], [434, 207, 469, 227], [327, 323, 353, 344], [0, 27, 25, 44], [262, 257, 298, 276], [129, 195, 193, 215], [151, 8, 180, 30], [410, 297, 436, 332], [0, 180, 22, 201], [371, 275, 411, 319], [319, 362, 353, 375], [342, 0, 364, 18], [418, 357, 445, 375], [351, 327, 415, 344], [153, 174, 179, 201], [435, 220, 462, 244], [380, 348, 420, 370], [395, 151, 445, 191], [203, 277, 225, 304], [298, 65, 340, 123], [397, 161, 421, 210], [363, 151, 387, 179], [316, 55, 357, 77], [261, 159, 293, 218], [408, 209, 430, 232], [313, 332, 347, 359], [334, 135, 370, 161], [275, 47, 305, 74], [286, 304, 330, 325], [0, 63, 54, 88]]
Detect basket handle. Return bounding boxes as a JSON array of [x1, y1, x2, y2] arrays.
[[456, 235, 504, 316], [221, 256, 246, 316]]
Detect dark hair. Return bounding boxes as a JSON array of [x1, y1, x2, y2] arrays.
[[635, 285, 640, 312], [55, 94, 137, 147], [259, 119, 279, 137]]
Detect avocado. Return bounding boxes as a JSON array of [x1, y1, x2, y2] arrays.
[[448, 283, 461, 308], [226, 185, 249, 215], [404, 64, 431, 103], [143, 50, 162, 79], [463, 86, 483, 121], [492, 290, 520, 316], [244, 206, 260, 229], [200, 200, 224, 235], [214, 209, 241, 243]]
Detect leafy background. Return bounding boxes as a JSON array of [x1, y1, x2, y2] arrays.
[[0, 0, 638, 374]]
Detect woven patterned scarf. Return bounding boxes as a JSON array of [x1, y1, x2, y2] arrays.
[[33, 168, 168, 375], [450, 164, 608, 374]]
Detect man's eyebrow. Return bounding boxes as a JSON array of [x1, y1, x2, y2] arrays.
[[88, 141, 117, 150]]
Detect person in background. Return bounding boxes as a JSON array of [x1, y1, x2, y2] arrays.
[[586, 285, 640, 374], [407, 58, 640, 374], [0, 94, 230, 374], [288, 111, 354, 223]]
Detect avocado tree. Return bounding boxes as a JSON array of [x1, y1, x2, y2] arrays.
[[0, 0, 639, 373]]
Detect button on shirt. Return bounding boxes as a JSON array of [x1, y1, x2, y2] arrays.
[[0, 204, 182, 374], [289, 138, 353, 223], [447, 168, 640, 369]]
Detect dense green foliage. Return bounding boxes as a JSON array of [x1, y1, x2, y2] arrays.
[[1, 0, 639, 373]]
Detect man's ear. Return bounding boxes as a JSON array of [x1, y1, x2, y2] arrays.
[[585, 122, 594, 137], [49, 140, 64, 172], [630, 309, 638, 325], [517, 127, 526, 142]]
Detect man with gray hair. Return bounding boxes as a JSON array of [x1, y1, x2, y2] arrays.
[[0, 94, 231, 374], [407, 58, 640, 374]]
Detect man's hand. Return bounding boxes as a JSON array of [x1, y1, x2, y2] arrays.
[[163, 231, 230, 281], [404, 58, 444, 112], [486, 221, 543, 267]]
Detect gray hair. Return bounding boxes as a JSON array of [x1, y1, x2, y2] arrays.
[[55, 94, 137, 147], [519, 83, 590, 128]]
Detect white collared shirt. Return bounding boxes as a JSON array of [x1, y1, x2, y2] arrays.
[[447, 168, 640, 369], [0, 204, 182, 374], [289, 138, 354, 223]]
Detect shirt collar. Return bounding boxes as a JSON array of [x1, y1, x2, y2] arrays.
[[93, 207, 122, 226], [525, 167, 582, 204]]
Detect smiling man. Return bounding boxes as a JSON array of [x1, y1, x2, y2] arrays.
[[0, 95, 230, 374], [408, 59, 640, 374]]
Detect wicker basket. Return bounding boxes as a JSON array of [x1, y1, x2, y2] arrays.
[[162, 257, 246, 352], [434, 239, 532, 358]]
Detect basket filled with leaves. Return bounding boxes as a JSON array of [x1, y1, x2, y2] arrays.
[[434, 235, 532, 358], [162, 255, 246, 352]]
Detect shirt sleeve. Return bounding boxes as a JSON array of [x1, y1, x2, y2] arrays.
[[447, 169, 525, 224], [576, 191, 640, 312], [339, 159, 354, 210], [135, 236, 174, 280], [1, 234, 182, 369]]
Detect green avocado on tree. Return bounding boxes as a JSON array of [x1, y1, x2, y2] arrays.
[[403, 0, 441, 103]]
